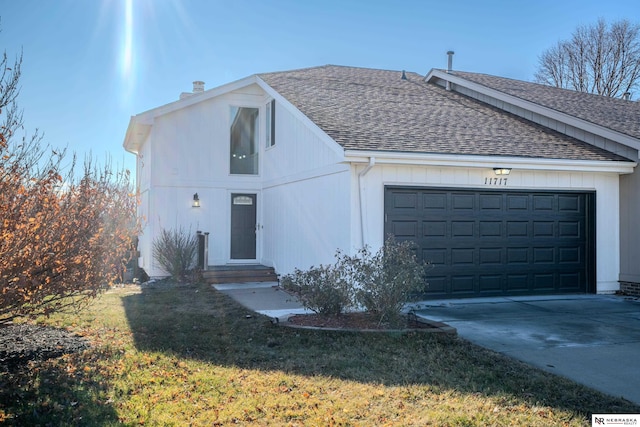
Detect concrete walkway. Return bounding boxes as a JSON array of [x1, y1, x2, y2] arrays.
[[214, 283, 640, 405], [213, 282, 311, 321], [411, 294, 640, 405]]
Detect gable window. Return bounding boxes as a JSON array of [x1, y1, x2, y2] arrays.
[[230, 106, 259, 175], [266, 99, 276, 147]]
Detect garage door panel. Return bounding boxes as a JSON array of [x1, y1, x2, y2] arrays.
[[533, 247, 555, 263], [423, 248, 446, 265], [385, 187, 593, 298], [479, 248, 502, 264], [452, 194, 475, 210], [390, 192, 418, 209], [559, 195, 581, 212], [451, 248, 474, 265], [425, 276, 448, 295], [423, 193, 446, 210], [558, 221, 581, 238], [559, 273, 582, 291], [559, 246, 581, 263], [507, 221, 528, 237], [479, 221, 502, 237], [424, 221, 446, 237], [479, 194, 502, 210], [506, 274, 529, 290], [507, 247, 529, 264], [479, 275, 502, 292], [533, 274, 555, 290], [452, 221, 474, 237], [388, 220, 418, 238], [507, 195, 528, 210], [451, 276, 475, 293], [533, 221, 554, 237], [533, 195, 555, 210]]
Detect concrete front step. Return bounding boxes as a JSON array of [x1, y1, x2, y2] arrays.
[[202, 265, 278, 284]]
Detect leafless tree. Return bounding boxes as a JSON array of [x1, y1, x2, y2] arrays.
[[535, 19, 640, 99]]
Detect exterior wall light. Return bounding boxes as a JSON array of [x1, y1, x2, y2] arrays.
[[192, 193, 200, 208], [493, 168, 512, 176]]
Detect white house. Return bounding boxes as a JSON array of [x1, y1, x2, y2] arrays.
[[123, 64, 640, 299]]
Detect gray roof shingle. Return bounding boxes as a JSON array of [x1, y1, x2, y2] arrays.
[[259, 65, 629, 162], [448, 70, 640, 140]]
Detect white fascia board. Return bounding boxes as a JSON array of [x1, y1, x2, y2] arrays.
[[426, 69, 640, 151], [255, 76, 346, 159], [123, 117, 151, 154], [135, 75, 261, 122], [344, 150, 637, 174], [123, 75, 266, 155]]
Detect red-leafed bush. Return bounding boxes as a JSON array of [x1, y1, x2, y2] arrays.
[[0, 46, 139, 324]]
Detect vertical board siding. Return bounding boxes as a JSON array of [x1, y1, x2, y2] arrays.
[[262, 170, 351, 274]]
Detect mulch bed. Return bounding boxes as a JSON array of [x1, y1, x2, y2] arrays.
[[286, 312, 455, 333], [0, 324, 89, 370]]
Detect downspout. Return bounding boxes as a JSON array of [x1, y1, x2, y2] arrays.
[[358, 157, 375, 247]]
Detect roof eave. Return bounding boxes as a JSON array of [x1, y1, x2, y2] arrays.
[[425, 69, 640, 152], [344, 149, 636, 174]]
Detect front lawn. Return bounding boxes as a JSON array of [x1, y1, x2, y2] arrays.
[[1, 282, 638, 425]]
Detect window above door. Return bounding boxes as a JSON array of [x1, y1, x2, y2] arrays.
[[230, 106, 259, 175]]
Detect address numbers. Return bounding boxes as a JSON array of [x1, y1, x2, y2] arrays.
[[484, 177, 508, 186]]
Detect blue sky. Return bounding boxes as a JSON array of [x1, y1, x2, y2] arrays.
[[1, 0, 637, 175]]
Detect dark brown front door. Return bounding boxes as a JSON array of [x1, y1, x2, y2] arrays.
[[230, 194, 257, 260]]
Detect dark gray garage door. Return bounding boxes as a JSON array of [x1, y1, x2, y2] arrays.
[[384, 187, 595, 298]]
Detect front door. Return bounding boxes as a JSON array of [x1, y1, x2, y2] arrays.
[[230, 193, 257, 260]]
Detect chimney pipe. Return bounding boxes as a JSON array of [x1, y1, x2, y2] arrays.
[[445, 51, 455, 91], [193, 81, 205, 93], [623, 92, 631, 101]]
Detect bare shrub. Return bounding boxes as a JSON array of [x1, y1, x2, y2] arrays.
[[152, 227, 197, 280], [281, 264, 354, 316], [282, 237, 428, 325]]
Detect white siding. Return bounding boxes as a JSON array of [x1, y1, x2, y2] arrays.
[[135, 82, 349, 277], [261, 96, 349, 274], [263, 170, 351, 274], [354, 163, 622, 294]]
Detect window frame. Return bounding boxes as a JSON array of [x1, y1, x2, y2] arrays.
[[266, 99, 276, 148], [229, 105, 260, 176]]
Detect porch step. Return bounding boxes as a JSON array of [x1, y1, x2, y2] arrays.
[[202, 265, 278, 284]]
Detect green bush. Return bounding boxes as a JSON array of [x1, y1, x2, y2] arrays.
[[152, 227, 198, 280], [282, 237, 427, 325]]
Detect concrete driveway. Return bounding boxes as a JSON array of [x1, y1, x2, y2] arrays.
[[412, 295, 640, 405]]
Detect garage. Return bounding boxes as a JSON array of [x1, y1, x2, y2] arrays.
[[384, 186, 596, 299]]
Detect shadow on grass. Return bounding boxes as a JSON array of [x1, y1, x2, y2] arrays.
[[123, 282, 640, 418], [0, 357, 119, 426]]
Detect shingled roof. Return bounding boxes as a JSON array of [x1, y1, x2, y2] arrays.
[[258, 65, 628, 162], [449, 70, 640, 140]]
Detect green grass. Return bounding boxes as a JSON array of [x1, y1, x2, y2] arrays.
[[1, 281, 638, 426]]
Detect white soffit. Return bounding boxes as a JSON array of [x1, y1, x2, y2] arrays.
[[344, 150, 636, 174]]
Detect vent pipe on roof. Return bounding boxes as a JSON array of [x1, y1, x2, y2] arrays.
[[193, 81, 205, 93], [446, 51, 454, 73], [401, 70, 407, 80], [445, 51, 455, 91], [623, 92, 632, 101]]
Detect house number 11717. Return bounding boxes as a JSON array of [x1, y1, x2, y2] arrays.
[[485, 177, 508, 186]]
